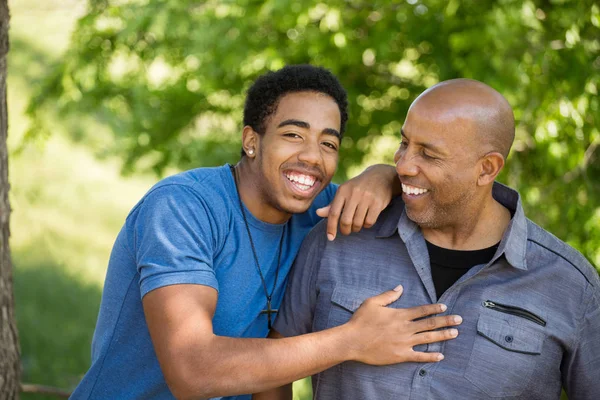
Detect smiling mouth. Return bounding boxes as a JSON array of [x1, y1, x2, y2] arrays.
[[402, 183, 429, 196], [285, 171, 318, 192]]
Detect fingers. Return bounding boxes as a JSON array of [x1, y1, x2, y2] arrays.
[[407, 351, 445, 363], [315, 205, 330, 218], [338, 191, 383, 235], [412, 327, 460, 346], [363, 203, 383, 229], [338, 194, 361, 236], [404, 303, 448, 320], [324, 195, 346, 241], [350, 201, 369, 233], [363, 285, 404, 307], [321, 179, 390, 240], [412, 314, 462, 333]]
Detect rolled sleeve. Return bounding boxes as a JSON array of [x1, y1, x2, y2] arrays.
[[133, 184, 220, 299], [273, 222, 328, 337]]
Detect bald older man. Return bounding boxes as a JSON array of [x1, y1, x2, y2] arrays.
[[255, 79, 600, 400]]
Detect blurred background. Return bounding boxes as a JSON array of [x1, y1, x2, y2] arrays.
[[8, 0, 599, 398]]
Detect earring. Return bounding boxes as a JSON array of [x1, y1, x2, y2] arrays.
[[248, 149, 254, 155]]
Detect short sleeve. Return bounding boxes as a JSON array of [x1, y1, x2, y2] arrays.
[[133, 184, 220, 298], [272, 222, 328, 337]]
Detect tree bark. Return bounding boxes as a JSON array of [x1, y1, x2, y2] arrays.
[[0, 0, 20, 398]]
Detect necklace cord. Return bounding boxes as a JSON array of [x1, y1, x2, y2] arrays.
[[230, 165, 285, 329]]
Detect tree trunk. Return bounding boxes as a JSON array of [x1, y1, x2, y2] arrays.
[[0, 0, 20, 398]]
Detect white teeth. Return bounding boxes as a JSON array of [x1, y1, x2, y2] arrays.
[[402, 183, 428, 196], [285, 172, 316, 189]]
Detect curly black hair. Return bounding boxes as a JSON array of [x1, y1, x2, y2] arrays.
[[241, 64, 348, 156]]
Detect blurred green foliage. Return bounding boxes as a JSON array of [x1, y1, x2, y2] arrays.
[[10, 1, 599, 398], [28, 0, 599, 268]]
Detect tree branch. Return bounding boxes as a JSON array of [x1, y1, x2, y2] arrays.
[[20, 383, 72, 399], [563, 138, 599, 182]]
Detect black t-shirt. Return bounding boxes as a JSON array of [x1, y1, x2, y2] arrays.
[[426, 240, 499, 299]]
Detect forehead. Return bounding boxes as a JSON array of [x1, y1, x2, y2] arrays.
[[269, 91, 341, 128], [403, 101, 477, 150]]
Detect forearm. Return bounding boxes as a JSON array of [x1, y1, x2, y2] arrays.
[[171, 325, 351, 399]]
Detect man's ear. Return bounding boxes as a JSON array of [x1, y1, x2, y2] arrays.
[[242, 126, 258, 158], [477, 152, 505, 186]]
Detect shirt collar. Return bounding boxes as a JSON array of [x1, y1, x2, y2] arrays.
[[377, 182, 529, 270]]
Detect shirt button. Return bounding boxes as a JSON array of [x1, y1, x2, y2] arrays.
[[505, 335, 514, 343], [419, 369, 427, 377]]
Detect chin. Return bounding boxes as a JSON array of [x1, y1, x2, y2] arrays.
[[406, 209, 437, 228], [279, 198, 314, 216]]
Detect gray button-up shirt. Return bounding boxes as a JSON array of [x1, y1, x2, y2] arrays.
[[274, 183, 600, 399]]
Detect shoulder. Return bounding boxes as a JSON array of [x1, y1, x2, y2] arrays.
[[129, 165, 233, 217], [148, 165, 230, 200], [302, 217, 330, 246], [293, 183, 338, 228], [526, 219, 599, 288], [306, 196, 404, 250], [123, 166, 236, 248]]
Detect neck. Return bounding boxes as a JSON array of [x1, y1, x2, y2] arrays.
[[422, 192, 511, 250], [233, 160, 292, 225]]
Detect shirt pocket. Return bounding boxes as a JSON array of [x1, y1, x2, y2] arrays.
[[464, 312, 545, 397], [326, 284, 381, 327], [321, 285, 410, 400]]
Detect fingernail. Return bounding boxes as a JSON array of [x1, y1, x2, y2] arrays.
[[450, 329, 459, 337], [453, 316, 463, 324], [439, 304, 447, 312], [327, 233, 335, 241], [393, 284, 403, 292], [436, 354, 444, 361]]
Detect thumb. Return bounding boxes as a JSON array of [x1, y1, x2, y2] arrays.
[[370, 285, 403, 307], [316, 205, 330, 218]]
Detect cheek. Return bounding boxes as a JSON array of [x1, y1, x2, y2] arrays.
[[393, 148, 401, 164], [323, 152, 339, 178]]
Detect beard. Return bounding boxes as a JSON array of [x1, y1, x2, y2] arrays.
[[406, 188, 476, 229]]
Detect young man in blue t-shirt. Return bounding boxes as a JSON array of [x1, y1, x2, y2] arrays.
[[71, 65, 462, 400]]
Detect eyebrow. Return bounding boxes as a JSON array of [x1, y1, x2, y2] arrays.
[[401, 129, 445, 155], [278, 119, 341, 140]]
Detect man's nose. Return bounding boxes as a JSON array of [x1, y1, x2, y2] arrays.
[[395, 151, 418, 177], [298, 139, 322, 166]]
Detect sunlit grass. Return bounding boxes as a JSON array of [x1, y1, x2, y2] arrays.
[[10, 136, 155, 283], [7, 1, 157, 396], [14, 258, 103, 400]]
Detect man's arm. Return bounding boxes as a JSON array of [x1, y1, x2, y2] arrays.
[[562, 284, 600, 399], [317, 164, 400, 241], [252, 331, 292, 400], [143, 284, 460, 399]]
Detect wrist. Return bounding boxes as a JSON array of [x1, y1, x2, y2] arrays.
[[332, 321, 360, 362]]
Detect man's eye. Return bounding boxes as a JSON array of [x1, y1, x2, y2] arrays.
[[284, 133, 301, 139], [399, 140, 408, 148], [422, 151, 436, 160], [322, 142, 338, 150]]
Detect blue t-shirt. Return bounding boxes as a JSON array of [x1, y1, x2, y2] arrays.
[[70, 164, 337, 400]]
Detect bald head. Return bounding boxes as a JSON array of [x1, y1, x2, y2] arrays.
[[410, 79, 515, 159]]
